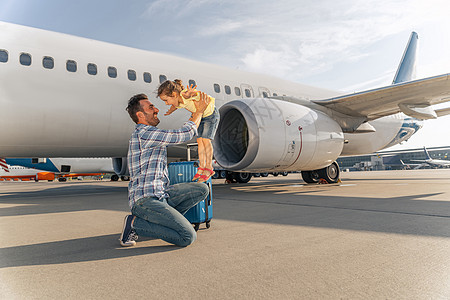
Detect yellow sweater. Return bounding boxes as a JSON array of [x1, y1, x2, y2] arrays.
[[177, 89, 215, 117]]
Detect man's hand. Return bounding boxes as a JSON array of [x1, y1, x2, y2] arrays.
[[189, 92, 211, 127], [193, 92, 210, 114]]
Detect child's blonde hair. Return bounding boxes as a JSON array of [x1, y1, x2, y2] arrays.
[[157, 79, 184, 98]]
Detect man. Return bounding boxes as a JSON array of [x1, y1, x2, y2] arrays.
[[120, 92, 210, 247]]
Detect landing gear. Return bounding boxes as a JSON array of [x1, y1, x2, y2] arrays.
[[301, 170, 320, 183], [225, 171, 253, 183], [111, 174, 119, 181], [301, 162, 340, 184]]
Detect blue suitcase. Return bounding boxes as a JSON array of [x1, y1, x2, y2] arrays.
[[168, 161, 213, 231]]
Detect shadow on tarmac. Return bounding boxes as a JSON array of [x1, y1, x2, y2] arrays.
[[0, 234, 180, 269], [1, 178, 449, 268]]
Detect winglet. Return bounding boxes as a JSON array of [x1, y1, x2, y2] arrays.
[[393, 32, 418, 84]]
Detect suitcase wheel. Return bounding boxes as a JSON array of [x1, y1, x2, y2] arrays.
[[194, 223, 200, 231], [206, 220, 211, 228]]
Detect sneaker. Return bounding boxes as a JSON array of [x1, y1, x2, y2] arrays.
[[119, 215, 138, 247]]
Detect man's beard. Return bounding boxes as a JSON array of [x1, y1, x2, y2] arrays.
[[146, 112, 160, 126]]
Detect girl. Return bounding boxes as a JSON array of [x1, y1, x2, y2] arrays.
[[157, 79, 220, 182]]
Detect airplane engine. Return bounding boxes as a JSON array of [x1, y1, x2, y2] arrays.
[[112, 157, 129, 176], [213, 98, 344, 172]]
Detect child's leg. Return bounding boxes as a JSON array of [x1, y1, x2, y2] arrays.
[[204, 139, 213, 171], [198, 139, 214, 182], [197, 137, 206, 169], [192, 138, 206, 180]]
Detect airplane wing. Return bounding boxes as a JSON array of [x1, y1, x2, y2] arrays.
[[313, 74, 450, 120]]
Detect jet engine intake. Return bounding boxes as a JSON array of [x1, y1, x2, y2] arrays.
[[213, 98, 344, 172]]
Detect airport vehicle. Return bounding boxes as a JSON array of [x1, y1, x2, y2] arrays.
[[1, 22, 450, 183], [411, 147, 450, 168]]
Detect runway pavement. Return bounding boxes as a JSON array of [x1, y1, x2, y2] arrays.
[[0, 169, 449, 299]]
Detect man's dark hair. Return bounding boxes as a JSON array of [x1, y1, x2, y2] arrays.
[[126, 93, 147, 124]]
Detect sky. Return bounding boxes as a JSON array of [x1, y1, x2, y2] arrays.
[[1, 0, 449, 150]]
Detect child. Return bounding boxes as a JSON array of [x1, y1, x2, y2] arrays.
[[157, 79, 220, 182]]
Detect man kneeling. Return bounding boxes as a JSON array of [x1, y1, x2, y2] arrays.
[[120, 92, 211, 247]]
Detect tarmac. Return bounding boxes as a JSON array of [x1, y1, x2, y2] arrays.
[[0, 169, 449, 299]]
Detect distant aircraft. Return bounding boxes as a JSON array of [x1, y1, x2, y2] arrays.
[[410, 147, 450, 168], [0, 159, 54, 181], [4, 157, 121, 181], [1, 22, 450, 184], [399, 159, 424, 170]]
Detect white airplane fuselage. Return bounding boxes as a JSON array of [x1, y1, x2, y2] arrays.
[[0, 22, 420, 170]]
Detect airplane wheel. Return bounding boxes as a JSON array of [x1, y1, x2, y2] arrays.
[[301, 170, 320, 183], [212, 172, 220, 179], [318, 162, 340, 184], [260, 172, 269, 177], [219, 170, 227, 179], [235, 172, 252, 183], [121, 176, 130, 181], [272, 172, 279, 176], [281, 172, 289, 176], [111, 174, 119, 181]]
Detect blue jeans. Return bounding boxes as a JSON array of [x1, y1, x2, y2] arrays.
[[131, 182, 209, 247]]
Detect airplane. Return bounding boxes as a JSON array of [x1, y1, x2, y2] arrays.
[[1, 21, 450, 184], [410, 147, 450, 168], [4, 157, 120, 181], [0, 158, 54, 181]]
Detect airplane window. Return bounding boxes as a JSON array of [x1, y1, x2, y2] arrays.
[[66, 60, 77, 72], [143, 72, 152, 83], [234, 87, 241, 96], [214, 84, 220, 93], [159, 75, 167, 83], [245, 89, 251, 97], [262, 92, 268, 98], [0, 50, 8, 63], [87, 63, 97, 75], [42, 56, 54, 69], [225, 85, 231, 95], [108, 66, 117, 78], [128, 70, 137, 81], [20, 53, 32, 66], [189, 79, 196, 87]]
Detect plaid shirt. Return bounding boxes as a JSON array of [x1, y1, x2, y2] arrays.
[[127, 121, 197, 209]]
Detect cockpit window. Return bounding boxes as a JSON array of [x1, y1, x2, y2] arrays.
[[20, 53, 32, 66], [0, 50, 8, 63]]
